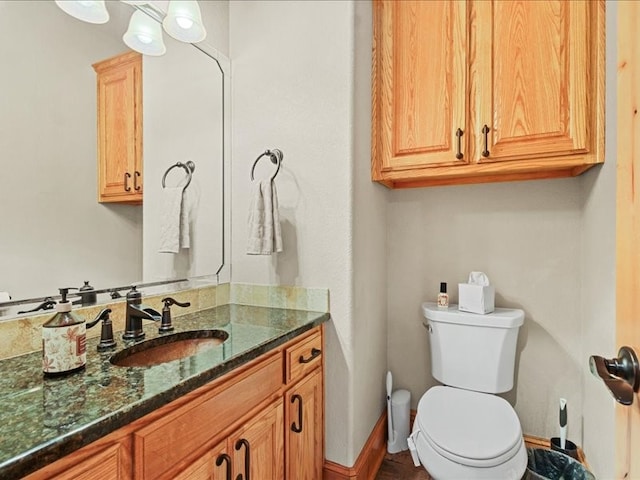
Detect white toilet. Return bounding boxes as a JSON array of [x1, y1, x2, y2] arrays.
[[408, 303, 527, 480]]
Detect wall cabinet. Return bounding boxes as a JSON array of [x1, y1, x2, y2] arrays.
[[372, 0, 605, 188], [93, 51, 143, 204], [25, 326, 324, 480]]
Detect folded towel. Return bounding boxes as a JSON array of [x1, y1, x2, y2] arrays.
[[159, 186, 190, 253], [247, 179, 283, 255]]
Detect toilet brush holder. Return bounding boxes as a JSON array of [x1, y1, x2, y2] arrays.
[[387, 389, 410, 454], [550, 437, 580, 461]]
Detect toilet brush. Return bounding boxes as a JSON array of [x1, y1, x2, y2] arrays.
[[386, 371, 395, 447], [559, 398, 567, 450]]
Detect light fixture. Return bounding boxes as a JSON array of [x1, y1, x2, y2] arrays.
[[54, 0, 109, 24], [163, 1, 207, 43], [123, 10, 166, 57], [120, 1, 149, 4]]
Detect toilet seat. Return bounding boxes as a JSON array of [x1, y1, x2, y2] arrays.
[[415, 386, 523, 468]]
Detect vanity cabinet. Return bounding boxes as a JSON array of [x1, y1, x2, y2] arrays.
[[92, 51, 143, 204], [25, 325, 324, 480], [371, 0, 605, 188]]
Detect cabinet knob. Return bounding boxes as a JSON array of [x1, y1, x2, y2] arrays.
[[481, 125, 490, 157], [134, 171, 141, 191], [455, 128, 464, 160], [234, 438, 250, 480], [124, 172, 132, 192], [215, 453, 232, 480], [299, 348, 321, 364], [291, 394, 304, 433]]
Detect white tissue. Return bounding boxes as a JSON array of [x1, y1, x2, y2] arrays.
[[459, 272, 495, 314], [468, 271, 490, 286]]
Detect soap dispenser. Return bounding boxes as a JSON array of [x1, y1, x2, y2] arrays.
[[42, 288, 87, 376]]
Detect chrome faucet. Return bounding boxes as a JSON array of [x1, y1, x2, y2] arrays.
[[123, 286, 161, 340]]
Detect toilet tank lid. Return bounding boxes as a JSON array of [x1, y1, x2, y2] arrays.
[[422, 302, 524, 328]]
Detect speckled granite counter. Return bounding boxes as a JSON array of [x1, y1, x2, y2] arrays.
[[0, 304, 329, 479]]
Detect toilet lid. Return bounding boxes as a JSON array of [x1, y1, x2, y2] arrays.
[[417, 386, 523, 468]]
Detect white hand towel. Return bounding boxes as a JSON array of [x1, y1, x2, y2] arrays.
[[159, 186, 190, 254], [247, 179, 283, 255]]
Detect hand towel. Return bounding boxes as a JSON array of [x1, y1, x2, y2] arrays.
[[247, 179, 283, 255], [159, 186, 190, 253]]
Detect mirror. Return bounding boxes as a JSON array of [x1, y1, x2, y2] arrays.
[[0, 1, 226, 313]]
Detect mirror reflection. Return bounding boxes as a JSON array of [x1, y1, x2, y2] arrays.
[[0, 1, 225, 312]]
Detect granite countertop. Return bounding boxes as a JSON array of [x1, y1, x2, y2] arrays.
[[0, 304, 329, 479]]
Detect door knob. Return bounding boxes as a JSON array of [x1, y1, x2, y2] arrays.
[[589, 346, 640, 405]]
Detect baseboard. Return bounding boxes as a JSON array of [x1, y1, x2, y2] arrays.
[[323, 411, 387, 480]]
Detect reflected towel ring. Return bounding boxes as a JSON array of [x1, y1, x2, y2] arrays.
[[251, 149, 283, 181], [162, 161, 196, 191]]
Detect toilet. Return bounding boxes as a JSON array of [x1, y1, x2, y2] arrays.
[[408, 303, 527, 480]]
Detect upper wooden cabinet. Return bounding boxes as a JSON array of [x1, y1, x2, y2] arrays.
[[93, 51, 143, 204], [372, 0, 605, 188]]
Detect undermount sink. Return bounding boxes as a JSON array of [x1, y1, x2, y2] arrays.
[[110, 330, 228, 367]]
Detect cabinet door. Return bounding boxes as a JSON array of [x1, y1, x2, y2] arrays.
[[93, 52, 142, 204], [285, 369, 323, 480], [173, 441, 229, 480], [372, 0, 468, 181], [231, 401, 284, 480], [472, 0, 593, 163]]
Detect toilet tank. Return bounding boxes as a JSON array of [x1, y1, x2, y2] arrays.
[[422, 303, 524, 394]]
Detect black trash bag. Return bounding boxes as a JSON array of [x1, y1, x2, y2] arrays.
[[525, 448, 595, 480]]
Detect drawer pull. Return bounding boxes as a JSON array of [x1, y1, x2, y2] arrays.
[[215, 453, 232, 480], [481, 124, 490, 157], [291, 394, 303, 433], [235, 438, 250, 480], [124, 172, 132, 192], [134, 170, 141, 191], [455, 128, 464, 159], [299, 348, 321, 364]]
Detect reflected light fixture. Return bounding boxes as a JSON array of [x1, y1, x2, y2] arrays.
[[123, 10, 167, 57], [163, 1, 207, 43], [54, 0, 110, 24], [55, 0, 208, 56]]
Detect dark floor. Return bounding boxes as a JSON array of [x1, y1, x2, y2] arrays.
[[375, 450, 432, 480]]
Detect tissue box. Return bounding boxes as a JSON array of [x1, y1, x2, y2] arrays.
[[458, 283, 495, 314]]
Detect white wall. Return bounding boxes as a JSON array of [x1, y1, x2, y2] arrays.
[[579, 2, 617, 476], [0, 1, 141, 301], [229, 0, 388, 466]]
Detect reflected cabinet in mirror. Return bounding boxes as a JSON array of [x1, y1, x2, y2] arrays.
[[0, 1, 227, 313]]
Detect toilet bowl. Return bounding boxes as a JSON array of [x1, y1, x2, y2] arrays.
[[410, 303, 528, 479], [409, 386, 527, 480]]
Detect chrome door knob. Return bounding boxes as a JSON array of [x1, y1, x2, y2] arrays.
[[589, 346, 640, 405]]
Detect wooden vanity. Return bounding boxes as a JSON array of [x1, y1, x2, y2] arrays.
[[24, 326, 323, 480]]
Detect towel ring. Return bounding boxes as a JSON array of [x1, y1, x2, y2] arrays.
[[162, 161, 196, 190], [251, 149, 283, 181]]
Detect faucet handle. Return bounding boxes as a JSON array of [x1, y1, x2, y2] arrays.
[[159, 297, 191, 333], [87, 308, 116, 351]]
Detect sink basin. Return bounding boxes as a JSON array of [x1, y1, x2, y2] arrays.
[[110, 330, 228, 367]]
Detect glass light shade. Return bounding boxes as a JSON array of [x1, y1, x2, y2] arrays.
[[55, 0, 110, 24], [123, 10, 166, 56], [162, 1, 207, 43]]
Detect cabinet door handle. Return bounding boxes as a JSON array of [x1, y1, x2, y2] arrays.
[[299, 348, 321, 364], [481, 124, 490, 157], [134, 171, 141, 191], [291, 394, 303, 433], [234, 438, 250, 480], [215, 453, 232, 480], [124, 172, 132, 192], [455, 128, 464, 160]]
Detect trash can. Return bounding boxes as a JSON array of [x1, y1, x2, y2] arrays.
[[525, 448, 595, 480]]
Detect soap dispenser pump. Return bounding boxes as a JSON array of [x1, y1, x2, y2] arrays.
[[42, 288, 87, 376]]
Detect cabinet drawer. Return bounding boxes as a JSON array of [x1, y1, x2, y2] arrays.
[[286, 329, 322, 384], [134, 353, 283, 479]]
